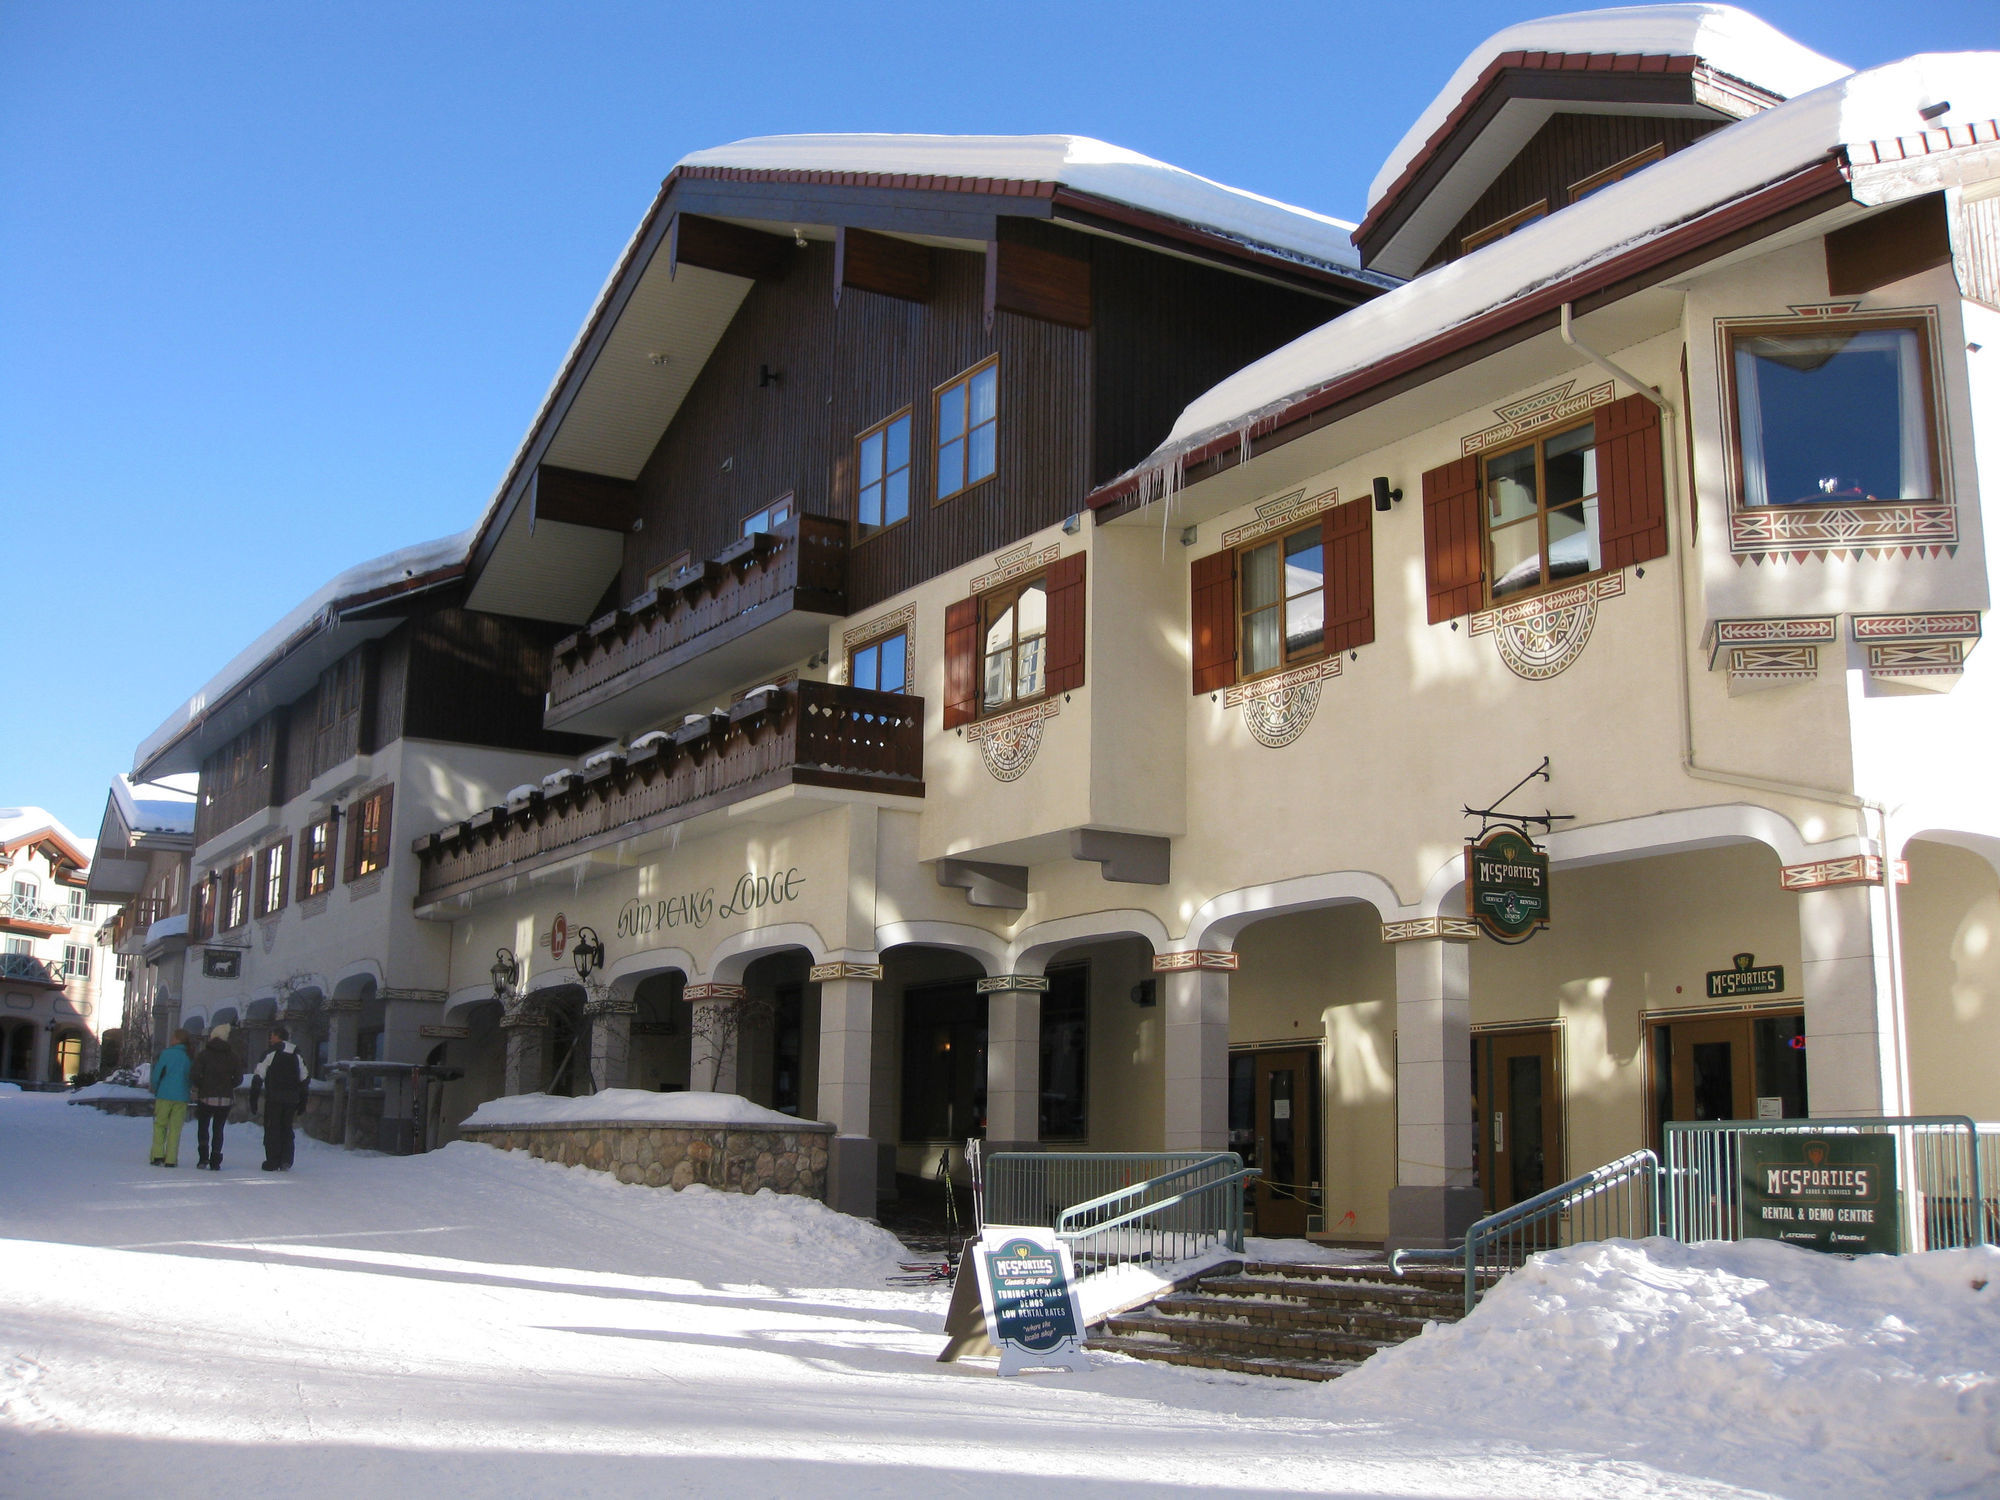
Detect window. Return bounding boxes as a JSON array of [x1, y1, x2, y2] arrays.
[[855, 411, 912, 538], [115, 953, 135, 983], [346, 787, 392, 881], [222, 855, 252, 930], [742, 495, 794, 537], [1484, 420, 1601, 602], [980, 575, 1047, 713], [63, 944, 91, 980], [1725, 316, 1940, 508], [5, 937, 31, 957], [1238, 523, 1326, 678], [68, 890, 91, 919], [319, 651, 364, 732], [1569, 144, 1665, 203], [848, 628, 909, 695], [647, 551, 693, 591], [256, 840, 289, 918], [299, 817, 335, 901], [934, 359, 998, 502], [1462, 200, 1547, 254]]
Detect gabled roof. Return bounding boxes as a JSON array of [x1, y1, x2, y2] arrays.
[[1356, 5, 1851, 276], [1092, 48, 2000, 512], [0, 808, 91, 877]]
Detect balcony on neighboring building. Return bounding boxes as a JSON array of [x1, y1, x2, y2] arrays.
[[1, 892, 73, 938], [0, 951, 62, 987], [545, 515, 848, 738], [413, 680, 921, 907]]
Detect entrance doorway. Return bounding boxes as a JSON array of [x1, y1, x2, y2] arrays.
[[1473, 1026, 1564, 1214], [1228, 1047, 1321, 1238], [1649, 1008, 1807, 1146]]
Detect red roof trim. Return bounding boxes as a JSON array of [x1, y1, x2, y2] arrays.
[[1355, 51, 1705, 246], [1090, 156, 1850, 511], [676, 163, 1062, 199]]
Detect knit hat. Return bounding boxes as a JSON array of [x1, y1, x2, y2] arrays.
[[208, 1022, 231, 1042]]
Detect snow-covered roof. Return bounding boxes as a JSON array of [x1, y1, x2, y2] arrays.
[[134, 529, 471, 775], [681, 133, 1366, 273], [1368, 5, 1851, 212], [110, 775, 196, 840], [1115, 49, 1998, 488], [0, 808, 89, 869]]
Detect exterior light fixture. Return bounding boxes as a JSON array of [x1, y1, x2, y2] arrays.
[[490, 947, 520, 998], [1373, 476, 1403, 512], [571, 926, 606, 982]]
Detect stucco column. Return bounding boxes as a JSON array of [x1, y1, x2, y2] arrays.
[[327, 998, 361, 1064], [500, 1002, 551, 1096], [1157, 951, 1235, 1151], [685, 984, 746, 1094], [982, 975, 1046, 1152], [30, 1021, 53, 1083], [586, 993, 637, 1092], [1385, 920, 1481, 1251], [812, 963, 881, 1218], [1796, 870, 1908, 1117]]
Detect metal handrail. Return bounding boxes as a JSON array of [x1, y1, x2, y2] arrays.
[[986, 1150, 1255, 1280], [1394, 1149, 1661, 1315], [1057, 1166, 1261, 1243], [1054, 1154, 1253, 1231]]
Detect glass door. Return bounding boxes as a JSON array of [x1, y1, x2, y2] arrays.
[[1650, 1009, 1807, 1147], [1230, 1047, 1320, 1238], [1473, 1027, 1564, 1213]]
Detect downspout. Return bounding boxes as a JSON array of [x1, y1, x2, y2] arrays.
[[1559, 303, 1910, 1113]]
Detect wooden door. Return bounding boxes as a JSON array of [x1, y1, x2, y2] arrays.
[[1474, 1028, 1564, 1213], [1667, 1015, 1756, 1126], [1244, 1047, 1319, 1238]]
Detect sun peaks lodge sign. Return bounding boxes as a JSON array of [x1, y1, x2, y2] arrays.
[[614, 867, 806, 941], [1466, 827, 1551, 944]]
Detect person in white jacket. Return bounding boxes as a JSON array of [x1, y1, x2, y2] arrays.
[[250, 1026, 309, 1171]]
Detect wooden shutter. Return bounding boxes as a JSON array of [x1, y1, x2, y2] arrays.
[[295, 825, 316, 905], [273, 835, 292, 914], [342, 801, 361, 883], [1422, 454, 1484, 623], [1189, 550, 1238, 694], [233, 855, 253, 919], [1043, 553, 1087, 694], [1322, 497, 1375, 653], [942, 596, 980, 729], [373, 786, 394, 871], [1595, 393, 1668, 571]]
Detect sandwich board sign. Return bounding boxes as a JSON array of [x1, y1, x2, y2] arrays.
[[1739, 1133, 1899, 1255], [970, 1228, 1090, 1375]]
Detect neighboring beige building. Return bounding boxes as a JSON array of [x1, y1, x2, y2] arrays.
[[1, 809, 118, 1083], [85, 776, 196, 1066]]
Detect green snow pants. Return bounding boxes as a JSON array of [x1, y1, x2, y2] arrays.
[[150, 1100, 187, 1165]]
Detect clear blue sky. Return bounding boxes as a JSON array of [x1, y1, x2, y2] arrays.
[[4, 1, 1994, 838]]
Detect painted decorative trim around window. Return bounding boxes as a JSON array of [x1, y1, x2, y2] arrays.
[[970, 542, 1059, 595], [1705, 617, 1836, 693], [683, 983, 747, 1002], [1219, 486, 1339, 549], [1851, 610, 1981, 691], [1380, 917, 1481, 943], [1224, 657, 1342, 748], [1150, 950, 1239, 973], [1727, 503, 1957, 561], [964, 697, 1060, 783], [976, 974, 1051, 993], [842, 603, 916, 651], [1470, 572, 1626, 680], [808, 962, 883, 983], [1779, 855, 1909, 891], [1460, 379, 1615, 457]]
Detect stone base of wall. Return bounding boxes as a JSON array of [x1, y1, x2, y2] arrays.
[[460, 1120, 834, 1199]]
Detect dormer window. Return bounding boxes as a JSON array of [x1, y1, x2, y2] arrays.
[[1724, 315, 1942, 508], [1568, 143, 1665, 203], [1461, 200, 1546, 256]]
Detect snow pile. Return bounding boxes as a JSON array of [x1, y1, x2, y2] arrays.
[[1332, 1237, 2000, 1497], [680, 134, 1367, 272], [462, 1087, 818, 1130], [1369, 4, 1851, 210], [63, 1081, 153, 1101], [0, 1081, 18, 1094]]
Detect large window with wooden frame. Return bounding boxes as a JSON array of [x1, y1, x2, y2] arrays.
[[855, 410, 912, 539], [1462, 199, 1546, 254], [1568, 143, 1664, 203], [741, 494, 794, 537], [1420, 392, 1666, 624], [1188, 498, 1374, 695], [942, 553, 1086, 729], [222, 854, 252, 930], [848, 627, 909, 695], [1722, 314, 1942, 510], [934, 358, 998, 503], [255, 838, 290, 919], [345, 786, 393, 882], [298, 816, 335, 901]]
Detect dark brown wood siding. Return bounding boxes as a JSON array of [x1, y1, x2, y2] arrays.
[[368, 631, 408, 753], [1425, 112, 1725, 271], [402, 607, 597, 754]]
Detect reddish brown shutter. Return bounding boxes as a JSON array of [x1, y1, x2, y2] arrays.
[[1189, 550, 1237, 694], [295, 826, 315, 905], [274, 835, 292, 913], [1043, 553, 1087, 694], [374, 786, 394, 871], [1595, 392, 1668, 570], [342, 801, 361, 883], [1422, 455, 1484, 623], [942, 596, 980, 728], [1322, 497, 1375, 653]]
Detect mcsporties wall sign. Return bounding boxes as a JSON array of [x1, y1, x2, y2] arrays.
[[1466, 827, 1551, 943]]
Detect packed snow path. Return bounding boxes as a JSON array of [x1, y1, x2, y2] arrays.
[[3, 1092, 1994, 1498]]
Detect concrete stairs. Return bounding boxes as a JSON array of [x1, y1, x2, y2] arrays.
[[1095, 1258, 1496, 1382]]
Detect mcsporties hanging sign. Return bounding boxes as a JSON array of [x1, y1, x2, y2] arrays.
[[1466, 827, 1551, 943]]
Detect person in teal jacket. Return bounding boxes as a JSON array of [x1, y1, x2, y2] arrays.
[[150, 1029, 193, 1167]]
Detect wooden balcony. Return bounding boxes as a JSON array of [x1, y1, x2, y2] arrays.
[[1, 892, 73, 938], [545, 515, 848, 738], [413, 680, 921, 906]]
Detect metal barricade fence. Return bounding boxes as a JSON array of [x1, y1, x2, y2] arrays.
[[1664, 1116, 1994, 1252]]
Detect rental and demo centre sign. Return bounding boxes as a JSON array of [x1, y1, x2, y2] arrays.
[[1739, 1134, 1899, 1255]]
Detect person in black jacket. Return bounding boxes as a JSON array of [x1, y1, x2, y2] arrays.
[[189, 1023, 240, 1171], [250, 1025, 309, 1171]]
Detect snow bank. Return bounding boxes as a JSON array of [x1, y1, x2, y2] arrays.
[[681, 134, 1367, 272], [0, 1081, 19, 1094], [1370, 4, 1851, 210], [63, 1082, 154, 1101], [462, 1087, 817, 1131], [1332, 1237, 2000, 1498]]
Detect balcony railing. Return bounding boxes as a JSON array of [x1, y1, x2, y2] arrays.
[[1, 893, 72, 931], [0, 951, 61, 986], [545, 515, 848, 731], [413, 680, 922, 904]]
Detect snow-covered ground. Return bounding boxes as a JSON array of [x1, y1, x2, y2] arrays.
[[4, 1090, 1994, 1498]]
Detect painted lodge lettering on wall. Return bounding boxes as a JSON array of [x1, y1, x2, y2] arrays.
[[615, 868, 805, 942]]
